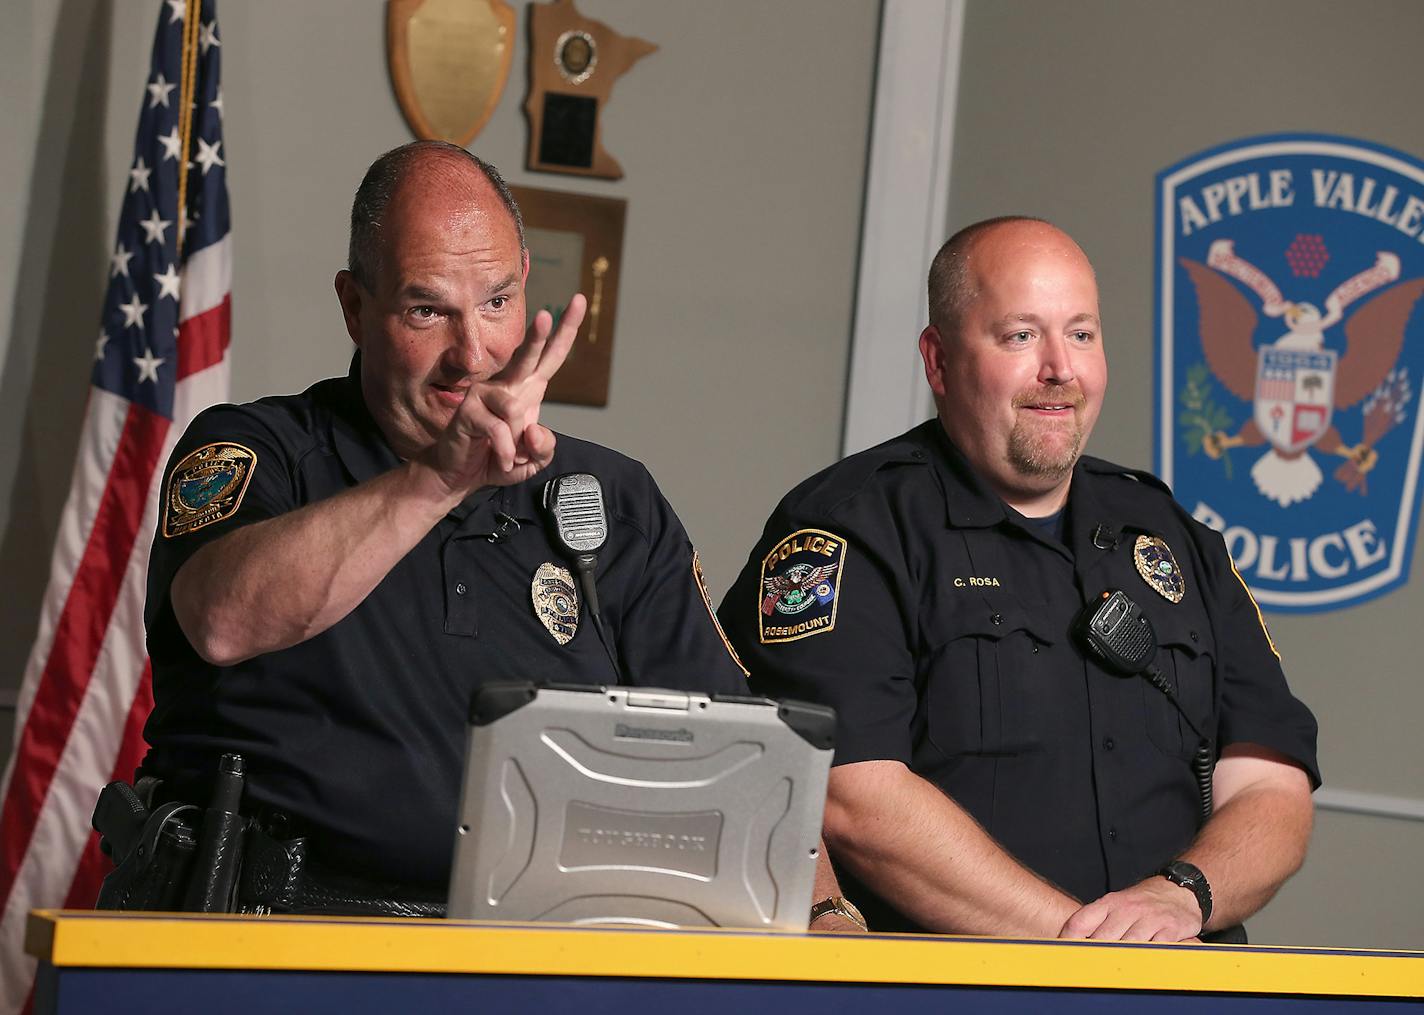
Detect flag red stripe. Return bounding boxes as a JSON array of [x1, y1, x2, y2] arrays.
[[0, 404, 169, 911], [177, 296, 231, 380], [59, 664, 155, 912]]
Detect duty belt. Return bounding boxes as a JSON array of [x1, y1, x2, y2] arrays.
[[238, 824, 446, 918]]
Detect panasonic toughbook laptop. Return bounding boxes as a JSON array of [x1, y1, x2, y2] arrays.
[[447, 682, 835, 930]]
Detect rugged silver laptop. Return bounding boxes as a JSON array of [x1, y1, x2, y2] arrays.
[[447, 682, 835, 930]]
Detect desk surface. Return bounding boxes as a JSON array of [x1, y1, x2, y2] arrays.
[[26, 909, 1424, 1000]]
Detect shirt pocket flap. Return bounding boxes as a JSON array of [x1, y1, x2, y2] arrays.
[[1149, 608, 1213, 660], [930, 598, 1057, 649]]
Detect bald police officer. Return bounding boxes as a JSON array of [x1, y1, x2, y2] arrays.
[[721, 217, 1318, 941]]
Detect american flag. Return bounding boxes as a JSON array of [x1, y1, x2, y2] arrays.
[[0, 1, 229, 1007]]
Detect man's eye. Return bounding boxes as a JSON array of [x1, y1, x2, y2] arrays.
[[1007, 331, 1033, 343], [411, 306, 436, 319], [1070, 330, 1095, 343], [489, 295, 510, 310]]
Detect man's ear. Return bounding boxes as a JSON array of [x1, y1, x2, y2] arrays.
[[521, 247, 531, 285], [919, 324, 950, 398], [334, 270, 364, 347]]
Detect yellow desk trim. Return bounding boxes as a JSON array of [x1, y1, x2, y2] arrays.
[[28, 910, 1424, 999]]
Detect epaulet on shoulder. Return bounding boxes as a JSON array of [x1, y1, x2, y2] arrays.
[[785, 433, 928, 513], [1079, 455, 1173, 496]]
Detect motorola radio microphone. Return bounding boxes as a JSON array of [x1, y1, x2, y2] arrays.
[[1073, 589, 1215, 821], [543, 473, 622, 678]]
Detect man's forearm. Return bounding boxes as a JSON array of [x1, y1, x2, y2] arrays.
[[824, 760, 1078, 936], [172, 457, 464, 665], [1180, 751, 1314, 931]]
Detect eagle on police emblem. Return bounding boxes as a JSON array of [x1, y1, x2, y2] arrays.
[[531, 561, 579, 645], [1181, 239, 1424, 507], [162, 442, 256, 538]]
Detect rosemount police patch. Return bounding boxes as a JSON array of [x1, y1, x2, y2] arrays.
[[759, 528, 845, 644], [531, 562, 579, 645], [162, 442, 256, 538], [1156, 134, 1424, 612]]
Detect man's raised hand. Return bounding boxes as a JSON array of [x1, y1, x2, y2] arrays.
[[421, 293, 587, 497]]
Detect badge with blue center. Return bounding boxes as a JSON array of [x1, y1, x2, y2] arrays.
[[1134, 534, 1186, 603], [759, 528, 845, 644], [532, 562, 579, 644], [162, 442, 256, 538]]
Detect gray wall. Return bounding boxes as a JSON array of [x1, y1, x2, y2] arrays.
[[0, 2, 876, 752], [948, 0, 1424, 948]]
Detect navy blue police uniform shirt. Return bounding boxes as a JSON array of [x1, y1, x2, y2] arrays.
[[718, 420, 1319, 932], [142, 356, 748, 887]]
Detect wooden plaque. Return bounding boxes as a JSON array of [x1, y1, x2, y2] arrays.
[[388, 0, 515, 147], [512, 185, 627, 406], [523, 0, 656, 179]]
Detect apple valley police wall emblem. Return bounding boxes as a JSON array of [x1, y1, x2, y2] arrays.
[[1157, 134, 1424, 612]]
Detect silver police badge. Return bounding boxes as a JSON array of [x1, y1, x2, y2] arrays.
[[531, 561, 579, 644], [1134, 534, 1186, 603]]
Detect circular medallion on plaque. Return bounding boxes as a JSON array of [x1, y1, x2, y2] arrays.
[[554, 29, 598, 85]]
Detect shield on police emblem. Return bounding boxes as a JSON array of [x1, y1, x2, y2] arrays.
[[1158, 134, 1424, 612], [387, 0, 515, 147], [1253, 348, 1337, 456]]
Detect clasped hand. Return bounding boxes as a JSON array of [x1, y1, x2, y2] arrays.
[[1058, 875, 1203, 942]]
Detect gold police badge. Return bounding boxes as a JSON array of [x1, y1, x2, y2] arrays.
[[531, 561, 579, 644], [162, 442, 256, 538], [1134, 534, 1186, 603]]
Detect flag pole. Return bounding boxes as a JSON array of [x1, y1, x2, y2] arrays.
[[177, 0, 202, 249]]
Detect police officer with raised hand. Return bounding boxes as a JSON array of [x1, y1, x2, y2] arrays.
[[134, 142, 866, 921], [720, 217, 1319, 942]]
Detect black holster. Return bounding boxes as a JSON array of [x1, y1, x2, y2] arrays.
[[92, 779, 200, 911], [92, 753, 256, 913]]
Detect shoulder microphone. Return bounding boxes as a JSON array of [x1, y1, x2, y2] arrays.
[[543, 473, 621, 678]]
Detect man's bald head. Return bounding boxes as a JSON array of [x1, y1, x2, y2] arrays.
[[347, 140, 525, 292], [928, 216, 1094, 333]]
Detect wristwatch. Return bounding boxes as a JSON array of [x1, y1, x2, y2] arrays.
[[809, 895, 868, 932], [1158, 860, 1213, 925]]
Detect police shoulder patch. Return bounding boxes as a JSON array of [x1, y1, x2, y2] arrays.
[[759, 527, 846, 644], [693, 549, 748, 677], [163, 442, 257, 538]]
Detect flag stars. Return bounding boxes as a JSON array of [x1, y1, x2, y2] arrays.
[[159, 126, 182, 162], [194, 137, 225, 175], [165, 0, 185, 23], [129, 157, 151, 194], [154, 263, 182, 301], [199, 21, 221, 54], [147, 73, 176, 109], [133, 348, 166, 384], [95, 330, 110, 362], [110, 244, 134, 279], [140, 208, 172, 245], [118, 292, 149, 329], [210, 89, 224, 119]]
